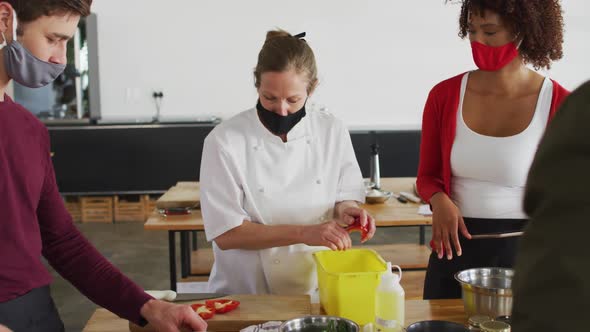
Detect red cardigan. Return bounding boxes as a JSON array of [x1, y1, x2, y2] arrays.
[[417, 73, 570, 203]]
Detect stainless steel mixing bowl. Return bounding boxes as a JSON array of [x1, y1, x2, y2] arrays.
[[279, 316, 360, 332], [455, 267, 514, 318]]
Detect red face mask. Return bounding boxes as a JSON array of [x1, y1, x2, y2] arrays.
[[471, 41, 519, 71]]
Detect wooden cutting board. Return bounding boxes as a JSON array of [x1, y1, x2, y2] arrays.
[[129, 294, 311, 332], [155, 182, 200, 209]]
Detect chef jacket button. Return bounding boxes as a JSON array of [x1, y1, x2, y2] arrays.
[[307, 139, 311, 144], [316, 179, 321, 184], [253, 146, 259, 151], [259, 188, 264, 193], [273, 259, 280, 264]]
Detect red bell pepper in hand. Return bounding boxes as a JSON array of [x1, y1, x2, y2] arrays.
[[205, 299, 241, 314], [345, 217, 369, 242], [190, 303, 215, 320]]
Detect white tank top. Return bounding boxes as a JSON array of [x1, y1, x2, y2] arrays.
[[450, 72, 553, 219]]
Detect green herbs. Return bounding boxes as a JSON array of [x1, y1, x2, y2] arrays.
[[325, 320, 353, 332]]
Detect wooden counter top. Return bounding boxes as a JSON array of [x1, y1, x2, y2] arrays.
[[82, 299, 465, 332]]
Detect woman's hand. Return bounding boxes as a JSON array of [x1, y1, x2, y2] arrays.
[[302, 221, 352, 250], [430, 192, 471, 260], [336, 205, 376, 243]]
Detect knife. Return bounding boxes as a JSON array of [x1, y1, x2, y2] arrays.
[[173, 293, 229, 302], [470, 231, 524, 239], [390, 193, 408, 204], [145, 290, 229, 302]]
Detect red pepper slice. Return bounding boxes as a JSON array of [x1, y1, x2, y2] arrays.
[[190, 303, 215, 320], [205, 299, 241, 314], [345, 217, 369, 242]]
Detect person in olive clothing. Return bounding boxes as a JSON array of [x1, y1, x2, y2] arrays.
[[512, 80, 590, 332]]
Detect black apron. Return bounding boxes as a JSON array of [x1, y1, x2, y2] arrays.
[[423, 218, 526, 299], [0, 286, 64, 332]]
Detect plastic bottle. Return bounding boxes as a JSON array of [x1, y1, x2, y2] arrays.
[[374, 262, 405, 332]]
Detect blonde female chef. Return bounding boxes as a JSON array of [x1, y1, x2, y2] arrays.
[[200, 29, 376, 296]]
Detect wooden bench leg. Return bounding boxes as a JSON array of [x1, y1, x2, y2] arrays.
[[168, 231, 177, 292], [180, 232, 191, 278], [192, 231, 198, 251], [420, 225, 426, 245]]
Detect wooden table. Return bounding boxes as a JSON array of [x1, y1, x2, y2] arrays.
[[145, 177, 431, 291], [82, 299, 465, 332], [363, 178, 431, 229], [144, 210, 204, 290], [144, 178, 429, 231]]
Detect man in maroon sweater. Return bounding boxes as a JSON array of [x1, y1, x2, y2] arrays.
[[0, 1, 207, 331]]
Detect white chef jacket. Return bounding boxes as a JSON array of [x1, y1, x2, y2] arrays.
[[200, 107, 365, 296]]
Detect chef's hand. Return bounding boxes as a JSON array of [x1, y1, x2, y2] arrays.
[[140, 299, 207, 332], [430, 192, 471, 260], [303, 221, 352, 251], [336, 205, 376, 243], [0, 324, 12, 332]]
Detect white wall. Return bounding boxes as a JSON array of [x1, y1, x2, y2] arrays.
[[91, 0, 590, 129]]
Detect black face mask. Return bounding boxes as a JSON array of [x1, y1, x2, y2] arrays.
[[256, 99, 307, 135]]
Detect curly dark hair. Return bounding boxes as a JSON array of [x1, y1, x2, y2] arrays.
[[456, 0, 564, 69]]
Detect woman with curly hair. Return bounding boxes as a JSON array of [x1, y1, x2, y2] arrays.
[[417, 0, 570, 299]]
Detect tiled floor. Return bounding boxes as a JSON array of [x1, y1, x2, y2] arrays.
[[46, 222, 431, 332]]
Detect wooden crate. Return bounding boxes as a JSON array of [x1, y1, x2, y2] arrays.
[[114, 195, 146, 222], [64, 196, 82, 222], [144, 194, 160, 216], [81, 196, 113, 223]]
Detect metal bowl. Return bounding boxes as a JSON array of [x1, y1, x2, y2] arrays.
[[279, 316, 360, 332], [406, 320, 469, 332], [365, 191, 392, 204], [455, 267, 513, 318]]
